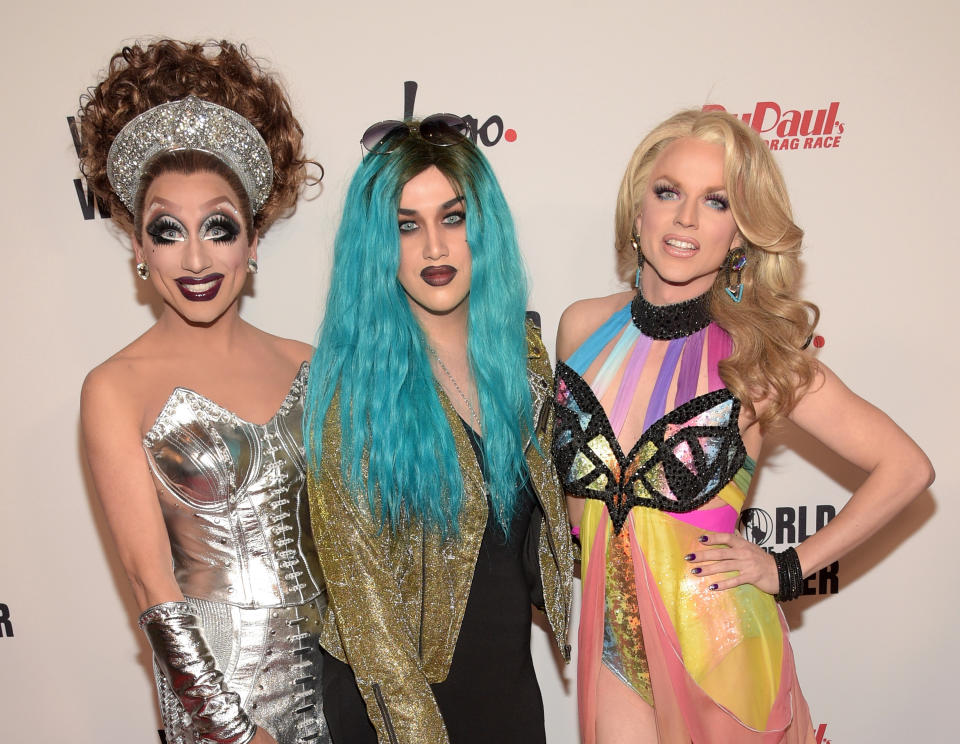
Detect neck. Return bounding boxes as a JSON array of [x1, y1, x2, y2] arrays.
[[153, 301, 248, 354], [640, 270, 716, 305], [630, 283, 711, 340], [412, 302, 470, 359]]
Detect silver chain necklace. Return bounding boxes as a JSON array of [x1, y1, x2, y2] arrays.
[[427, 346, 489, 497], [427, 346, 482, 435]]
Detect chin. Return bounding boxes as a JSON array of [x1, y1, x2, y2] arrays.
[[647, 263, 719, 289]]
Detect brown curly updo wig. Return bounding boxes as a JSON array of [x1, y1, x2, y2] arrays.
[[79, 39, 317, 237]]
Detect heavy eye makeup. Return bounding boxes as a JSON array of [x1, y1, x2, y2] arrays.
[[145, 215, 187, 245], [440, 209, 465, 227], [398, 217, 419, 233], [397, 209, 465, 234], [199, 213, 241, 243], [653, 180, 729, 211], [652, 181, 680, 201], [704, 192, 730, 211]]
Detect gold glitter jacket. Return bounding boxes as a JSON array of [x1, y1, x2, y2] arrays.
[[308, 322, 574, 744]]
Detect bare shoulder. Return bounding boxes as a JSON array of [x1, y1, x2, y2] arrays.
[[556, 290, 634, 361], [80, 355, 148, 444], [276, 337, 314, 366], [246, 325, 314, 366]]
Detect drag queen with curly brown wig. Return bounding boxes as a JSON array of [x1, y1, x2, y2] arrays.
[[79, 40, 328, 744], [553, 109, 934, 743]]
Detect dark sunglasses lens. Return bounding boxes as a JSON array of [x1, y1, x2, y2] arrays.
[[361, 120, 407, 152], [419, 114, 469, 144]]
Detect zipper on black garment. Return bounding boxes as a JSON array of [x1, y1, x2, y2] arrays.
[[372, 683, 400, 744]]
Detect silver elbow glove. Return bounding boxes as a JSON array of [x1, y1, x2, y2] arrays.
[[139, 602, 257, 744]]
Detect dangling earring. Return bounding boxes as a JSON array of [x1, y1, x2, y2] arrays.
[[724, 247, 747, 303], [136, 262, 150, 281], [247, 258, 259, 274], [630, 231, 644, 288]]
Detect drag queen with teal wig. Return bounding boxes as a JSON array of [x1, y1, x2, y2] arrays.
[[304, 116, 574, 744]]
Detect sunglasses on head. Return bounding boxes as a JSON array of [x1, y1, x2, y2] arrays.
[[360, 113, 470, 154]]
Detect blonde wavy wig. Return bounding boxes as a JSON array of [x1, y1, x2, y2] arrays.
[[615, 109, 819, 425]]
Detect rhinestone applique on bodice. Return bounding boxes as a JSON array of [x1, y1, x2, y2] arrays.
[[143, 363, 323, 607], [552, 300, 746, 535]]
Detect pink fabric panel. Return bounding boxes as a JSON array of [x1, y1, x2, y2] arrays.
[[666, 503, 738, 533], [577, 513, 609, 744], [626, 518, 815, 743], [707, 324, 732, 393]]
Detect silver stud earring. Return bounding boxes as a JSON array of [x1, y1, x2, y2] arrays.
[[247, 258, 259, 274], [136, 262, 150, 281]]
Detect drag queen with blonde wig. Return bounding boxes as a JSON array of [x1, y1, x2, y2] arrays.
[[305, 117, 573, 744], [553, 108, 933, 743], [79, 39, 328, 744]]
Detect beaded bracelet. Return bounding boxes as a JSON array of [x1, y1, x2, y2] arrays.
[[773, 546, 805, 602]]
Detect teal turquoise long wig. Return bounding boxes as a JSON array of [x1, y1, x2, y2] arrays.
[[305, 131, 534, 535]]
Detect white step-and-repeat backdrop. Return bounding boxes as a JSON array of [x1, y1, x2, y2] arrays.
[[2, 2, 955, 742]]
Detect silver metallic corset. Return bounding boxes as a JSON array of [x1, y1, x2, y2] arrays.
[[143, 364, 323, 608]]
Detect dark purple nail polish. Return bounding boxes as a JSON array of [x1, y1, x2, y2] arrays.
[[709, 583, 719, 591], [699, 535, 709, 543], [684, 553, 695, 561], [691, 567, 702, 575]]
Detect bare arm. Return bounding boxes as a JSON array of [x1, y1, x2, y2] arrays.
[[691, 363, 934, 594], [555, 293, 634, 529], [82, 364, 279, 744], [81, 364, 182, 610], [781, 363, 934, 577]]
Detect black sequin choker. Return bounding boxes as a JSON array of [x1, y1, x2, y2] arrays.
[[630, 288, 712, 340]]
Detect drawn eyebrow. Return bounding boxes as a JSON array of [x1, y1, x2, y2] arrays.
[[397, 195, 465, 216], [200, 195, 238, 210]]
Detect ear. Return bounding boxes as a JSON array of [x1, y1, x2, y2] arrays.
[[132, 235, 145, 265], [249, 232, 259, 263]]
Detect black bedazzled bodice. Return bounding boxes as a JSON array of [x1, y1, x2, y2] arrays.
[[553, 361, 745, 534]]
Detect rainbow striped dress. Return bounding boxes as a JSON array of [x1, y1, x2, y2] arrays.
[[553, 291, 814, 743]]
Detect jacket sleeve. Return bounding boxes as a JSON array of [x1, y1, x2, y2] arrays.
[[524, 318, 575, 659], [308, 430, 449, 744]]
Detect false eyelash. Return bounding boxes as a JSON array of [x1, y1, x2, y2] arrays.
[[653, 182, 679, 197], [200, 213, 241, 242], [145, 215, 185, 244], [705, 193, 730, 209]]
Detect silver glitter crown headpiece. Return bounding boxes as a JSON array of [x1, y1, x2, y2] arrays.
[[106, 96, 274, 215]]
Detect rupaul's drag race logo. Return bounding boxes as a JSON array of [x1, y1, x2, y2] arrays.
[[738, 504, 840, 596], [704, 101, 845, 152]]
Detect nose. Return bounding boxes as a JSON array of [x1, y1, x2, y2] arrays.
[[422, 224, 448, 261], [181, 234, 213, 274], [674, 197, 698, 229]]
